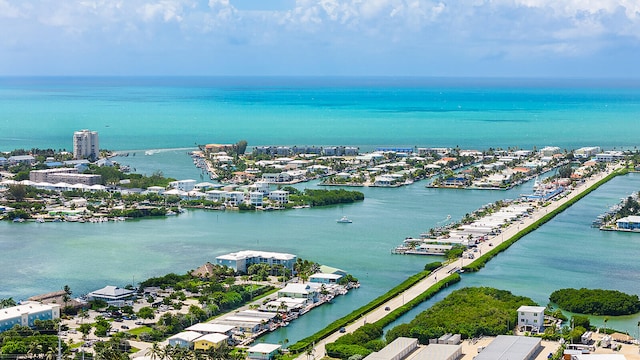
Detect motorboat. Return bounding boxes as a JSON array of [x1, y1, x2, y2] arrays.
[[337, 216, 352, 223]]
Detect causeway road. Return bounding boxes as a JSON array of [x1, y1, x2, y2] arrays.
[[295, 164, 621, 360]]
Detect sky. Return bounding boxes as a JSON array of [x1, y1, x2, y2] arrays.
[[1, 0, 639, 77]]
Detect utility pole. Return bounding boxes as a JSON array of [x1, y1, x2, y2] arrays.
[[57, 322, 62, 360]]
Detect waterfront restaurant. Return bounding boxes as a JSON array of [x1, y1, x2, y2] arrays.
[[86, 285, 136, 307]]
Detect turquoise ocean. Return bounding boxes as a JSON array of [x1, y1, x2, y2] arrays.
[[1, 77, 640, 342]]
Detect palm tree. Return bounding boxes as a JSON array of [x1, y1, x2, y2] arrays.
[[0, 297, 16, 309], [148, 342, 164, 360]]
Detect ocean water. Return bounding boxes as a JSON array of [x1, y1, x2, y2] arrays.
[[1, 77, 640, 342], [1, 77, 640, 152]]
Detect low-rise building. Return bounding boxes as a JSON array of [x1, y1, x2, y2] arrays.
[[8, 155, 35, 165], [185, 323, 234, 336], [0, 302, 61, 333], [247, 343, 281, 360], [517, 306, 545, 332], [192, 333, 228, 350], [169, 179, 197, 192], [474, 335, 541, 360], [616, 216, 640, 230], [595, 151, 624, 162], [215, 250, 296, 273], [167, 331, 202, 348], [277, 283, 321, 302], [86, 285, 136, 307], [268, 190, 289, 204], [309, 273, 343, 284], [364, 337, 418, 360]]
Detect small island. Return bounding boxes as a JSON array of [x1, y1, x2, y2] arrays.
[[549, 288, 640, 316]]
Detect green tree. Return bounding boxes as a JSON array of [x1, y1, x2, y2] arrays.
[[137, 307, 155, 323], [8, 184, 27, 201]]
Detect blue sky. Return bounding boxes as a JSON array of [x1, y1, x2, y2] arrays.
[[1, 0, 639, 77]]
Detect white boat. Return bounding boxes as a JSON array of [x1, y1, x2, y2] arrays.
[[337, 216, 352, 223]]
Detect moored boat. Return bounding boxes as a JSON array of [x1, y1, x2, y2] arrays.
[[337, 216, 352, 223]]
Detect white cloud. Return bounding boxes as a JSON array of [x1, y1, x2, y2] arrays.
[[0, 0, 23, 18], [1, 0, 639, 75]]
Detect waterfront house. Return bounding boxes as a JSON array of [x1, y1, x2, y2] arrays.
[[616, 216, 640, 231], [169, 179, 197, 192], [261, 172, 292, 183], [0, 157, 6, 166], [205, 190, 227, 202], [0, 302, 61, 333], [517, 305, 545, 332], [86, 285, 135, 307], [193, 333, 228, 351], [248, 181, 270, 195], [194, 182, 217, 191], [277, 283, 321, 302], [268, 190, 289, 204], [225, 191, 245, 206], [247, 343, 281, 360], [167, 331, 202, 348], [309, 273, 343, 284], [249, 191, 264, 206]]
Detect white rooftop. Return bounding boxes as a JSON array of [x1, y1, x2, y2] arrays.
[[216, 250, 295, 261], [185, 323, 234, 334], [87, 285, 135, 299], [517, 305, 546, 312], [195, 333, 228, 344], [168, 331, 203, 342], [247, 343, 281, 354], [0, 301, 59, 322]]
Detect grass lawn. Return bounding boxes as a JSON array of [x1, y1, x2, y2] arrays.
[[127, 326, 153, 336]]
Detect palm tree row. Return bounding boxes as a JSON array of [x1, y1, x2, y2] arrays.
[[147, 343, 246, 360]]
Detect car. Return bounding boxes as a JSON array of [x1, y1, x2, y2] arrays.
[[134, 321, 143, 325], [384, 306, 391, 311], [113, 318, 123, 322], [339, 327, 346, 333], [121, 325, 129, 330]]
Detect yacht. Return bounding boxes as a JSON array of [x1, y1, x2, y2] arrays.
[[337, 216, 352, 223]]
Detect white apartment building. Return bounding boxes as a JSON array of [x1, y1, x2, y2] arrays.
[[73, 129, 99, 160]]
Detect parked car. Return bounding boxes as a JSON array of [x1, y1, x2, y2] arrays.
[[121, 325, 129, 330]]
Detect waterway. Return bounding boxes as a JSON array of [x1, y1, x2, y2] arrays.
[[1, 150, 639, 344]]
